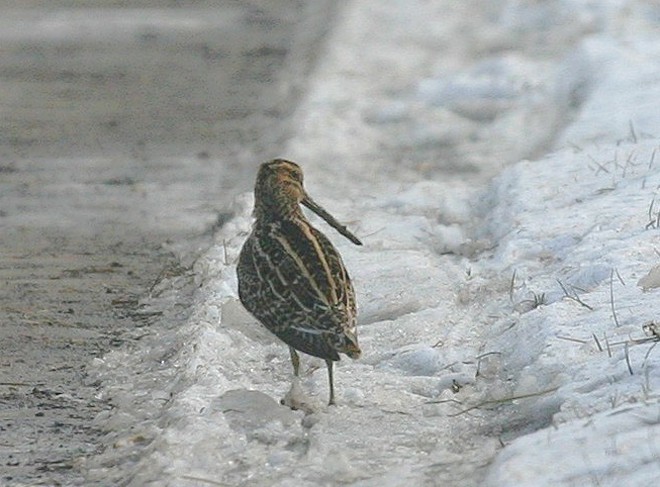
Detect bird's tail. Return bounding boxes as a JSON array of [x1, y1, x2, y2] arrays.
[[337, 329, 361, 359]]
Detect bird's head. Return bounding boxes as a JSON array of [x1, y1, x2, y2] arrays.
[[253, 159, 362, 246], [255, 159, 306, 210]]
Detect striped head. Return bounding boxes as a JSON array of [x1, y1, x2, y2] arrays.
[[253, 159, 363, 246], [254, 159, 306, 219]]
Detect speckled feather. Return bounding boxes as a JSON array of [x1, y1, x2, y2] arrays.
[[239, 220, 356, 360]]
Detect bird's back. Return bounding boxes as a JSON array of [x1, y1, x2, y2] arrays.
[[237, 217, 359, 361]]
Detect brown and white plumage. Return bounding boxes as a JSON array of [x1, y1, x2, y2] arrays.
[[237, 159, 361, 405]]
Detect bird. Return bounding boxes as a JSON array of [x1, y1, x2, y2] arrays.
[[236, 159, 362, 406]]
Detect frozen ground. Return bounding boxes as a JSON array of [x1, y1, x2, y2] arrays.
[[89, 1, 660, 486]]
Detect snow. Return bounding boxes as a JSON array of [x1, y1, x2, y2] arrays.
[[90, 1, 660, 485]]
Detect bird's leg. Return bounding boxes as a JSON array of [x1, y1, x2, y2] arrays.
[[289, 346, 300, 377], [326, 359, 335, 406], [281, 347, 313, 412]]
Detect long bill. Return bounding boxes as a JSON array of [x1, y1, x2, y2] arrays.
[[302, 194, 363, 246]]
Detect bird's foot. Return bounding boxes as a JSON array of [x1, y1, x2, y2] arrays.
[[280, 379, 315, 413]]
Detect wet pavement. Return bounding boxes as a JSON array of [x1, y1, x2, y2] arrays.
[[0, 1, 335, 484]]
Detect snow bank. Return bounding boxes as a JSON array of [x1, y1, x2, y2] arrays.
[[479, 141, 660, 486]]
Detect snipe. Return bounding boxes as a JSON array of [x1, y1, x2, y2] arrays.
[[237, 159, 362, 406]]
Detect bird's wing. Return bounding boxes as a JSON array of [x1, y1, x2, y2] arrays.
[[236, 220, 354, 358]]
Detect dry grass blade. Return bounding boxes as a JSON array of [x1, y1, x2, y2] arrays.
[[646, 197, 658, 230], [629, 119, 638, 143], [180, 475, 226, 486], [592, 333, 603, 352], [509, 270, 516, 302], [556, 335, 588, 344], [447, 387, 560, 417], [648, 147, 657, 169], [648, 196, 654, 221], [425, 398, 465, 407], [556, 279, 593, 310], [475, 351, 503, 360], [624, 342, 634, 375], [622, 149, 637, 178], [475, 351, 503, 377], [614, 268, 625, 286], [610, 269, 620, 327], [588, 154, 610, 174], [643, 342, 658, 366]]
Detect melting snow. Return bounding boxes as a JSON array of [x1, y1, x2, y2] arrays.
[[90, 1, 660, 485]]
